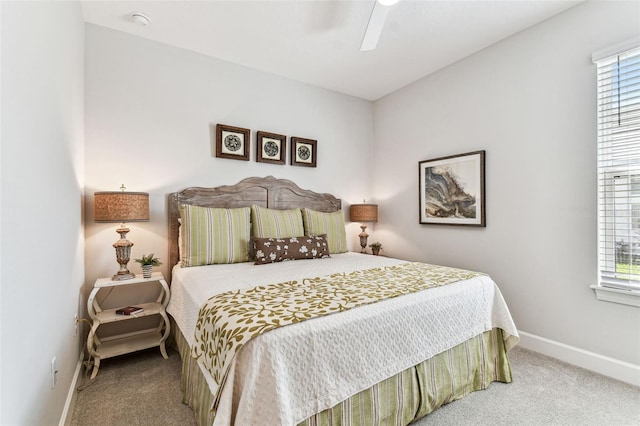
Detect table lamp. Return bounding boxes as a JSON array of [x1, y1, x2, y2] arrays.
[[94, 185, 149, 280], [349, 202, 378, 253]]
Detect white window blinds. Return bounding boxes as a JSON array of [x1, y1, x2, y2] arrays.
[[596, 46, 640, 291]]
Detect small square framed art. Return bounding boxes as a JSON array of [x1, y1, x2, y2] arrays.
[[216, 124, 250, 161], [291, 137, 317, 168], [256, 131, 286, 165]]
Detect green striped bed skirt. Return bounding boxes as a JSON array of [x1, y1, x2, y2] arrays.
[[171, 320, 512, 426]]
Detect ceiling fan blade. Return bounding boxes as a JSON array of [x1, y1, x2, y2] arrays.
[[360, 1, 391, 52]]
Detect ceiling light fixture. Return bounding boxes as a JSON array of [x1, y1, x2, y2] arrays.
[[377, 0, 400, 5], [131, 12, 150, 26]]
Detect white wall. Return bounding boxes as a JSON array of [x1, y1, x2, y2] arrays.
[[84, 25, 374, 290], [1, 2, 85, 424], [373, 0, 640, 367]]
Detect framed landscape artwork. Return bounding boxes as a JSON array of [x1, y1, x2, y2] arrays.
[[256, 131, 286, 165], [216, 124, 250, 161], [418, 150, 485, 226], [291, 137, 317, 168]]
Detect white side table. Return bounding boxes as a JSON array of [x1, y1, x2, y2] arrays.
[[86, 272, 170, 379]]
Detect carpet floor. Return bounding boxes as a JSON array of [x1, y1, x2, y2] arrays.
[[70, 346, 639, 426]]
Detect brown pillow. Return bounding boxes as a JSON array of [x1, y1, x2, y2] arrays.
[[253, 234, 331, 265]]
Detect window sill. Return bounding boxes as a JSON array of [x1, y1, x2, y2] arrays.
[[590, 285, 640, 308]]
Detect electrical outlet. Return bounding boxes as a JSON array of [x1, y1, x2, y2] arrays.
[[74, 314, 78, 336], [51, 357, 58, 388]]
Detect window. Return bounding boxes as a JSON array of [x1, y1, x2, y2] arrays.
[[593, 41, 640, 306]]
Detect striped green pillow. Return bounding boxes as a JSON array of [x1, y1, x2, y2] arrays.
[[301, 208, 348, 254], [179, 205, 251, 266], [250, 205, 304, 238]]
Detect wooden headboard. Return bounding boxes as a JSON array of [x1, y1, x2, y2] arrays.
[[168, 176, 342, 273]]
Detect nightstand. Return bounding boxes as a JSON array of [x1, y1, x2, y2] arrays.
[[86, 272, 170, 379], [358, 251, 387, 257]]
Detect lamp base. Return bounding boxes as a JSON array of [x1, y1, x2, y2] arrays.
[[112, 226, 135, 281], [359, 224, 369, 253], [112, 271, 136, 281]]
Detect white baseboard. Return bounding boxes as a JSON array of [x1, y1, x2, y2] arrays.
[[517, 330, 640, 387], [59, 353, 84, 426]]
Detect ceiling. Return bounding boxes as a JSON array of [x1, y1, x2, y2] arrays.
[[81, 0, 582, 101]]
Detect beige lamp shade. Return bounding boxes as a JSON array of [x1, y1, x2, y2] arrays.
[[350, 204, 378, 223], [94, 192, 149, 222]]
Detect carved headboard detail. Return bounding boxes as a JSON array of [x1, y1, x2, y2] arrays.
[[167, 176, 342, 277]]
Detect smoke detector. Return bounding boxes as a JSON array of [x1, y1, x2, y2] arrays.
[[130, 12, 150, 26]]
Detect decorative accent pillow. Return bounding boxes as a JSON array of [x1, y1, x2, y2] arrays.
[[301, 208, 348, 254], [179, 205, 251, 267], [250, 205, 305, 238], [253, 234, 331, 265]]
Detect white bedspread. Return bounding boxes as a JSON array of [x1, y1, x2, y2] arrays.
[[167, 253, 519, 426]]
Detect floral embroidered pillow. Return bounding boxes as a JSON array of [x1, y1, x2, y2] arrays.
[[253, 234, 331, 265]]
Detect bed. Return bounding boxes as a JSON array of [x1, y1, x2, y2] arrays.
[[166, 176, 519, 426]]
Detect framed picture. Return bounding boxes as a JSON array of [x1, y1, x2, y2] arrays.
[[418, 150, 485, 226], [216, 124, 250, 161], [256, 131, 286, 165], [291, 137, 317, 168]]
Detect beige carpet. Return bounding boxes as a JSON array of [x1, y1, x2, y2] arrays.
[[70, 346, 640, 426], [70, 348, 196, 426], [416, 347, 640, 426]]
